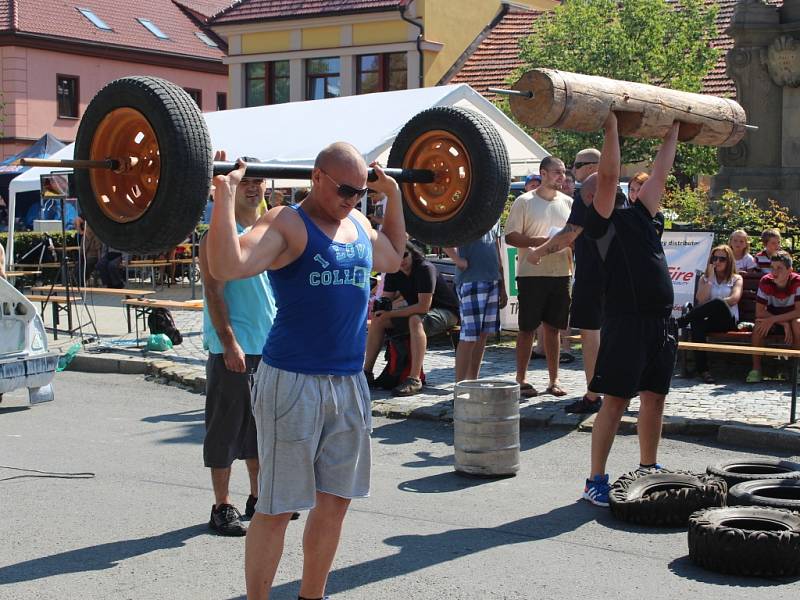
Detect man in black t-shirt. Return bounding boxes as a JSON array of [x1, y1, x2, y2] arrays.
[[364, 241, 459, 396], [575, 113, 680, 508]]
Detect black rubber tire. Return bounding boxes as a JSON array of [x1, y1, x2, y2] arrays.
[[75, 76, 213, 255], [729, 479, 800, 511], [609, 470, 727, 527], [387, 106, 510, 247], [688, 506, 800, 577], [707, 458, 800, 488]]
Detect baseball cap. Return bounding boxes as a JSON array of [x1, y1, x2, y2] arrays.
[[574, 148, 601, 166], [525, 173, 541, 185]]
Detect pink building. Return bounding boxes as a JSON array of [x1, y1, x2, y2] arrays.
[[0, 0, 230, 160]]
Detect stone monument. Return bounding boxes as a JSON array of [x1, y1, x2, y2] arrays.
[[713, 0, 800, 213]]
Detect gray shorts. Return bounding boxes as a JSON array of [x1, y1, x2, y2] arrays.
[[390, 307, 459, 337], [251, 362, 372, 515]]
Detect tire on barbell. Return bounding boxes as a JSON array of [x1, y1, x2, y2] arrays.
[[387, 106, 510, 247], [706, 458, 800, 489], [729, 479, 800, 512], [609, 470, 727, 527], [74, 76, 213, 255], [688, 506, 800, 577]]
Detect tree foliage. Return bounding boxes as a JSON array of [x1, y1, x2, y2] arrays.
[[509, 0, 720, 178]]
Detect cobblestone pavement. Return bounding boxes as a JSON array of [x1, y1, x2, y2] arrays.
[[56, 294, 800, 430]]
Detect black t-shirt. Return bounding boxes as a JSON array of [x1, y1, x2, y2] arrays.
[[567, 189, 603, 287], [384, 259, 460, 314], [584, 201, 673, 318]]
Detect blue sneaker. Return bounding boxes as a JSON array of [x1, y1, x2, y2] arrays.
[[582, 474, 610, 507]]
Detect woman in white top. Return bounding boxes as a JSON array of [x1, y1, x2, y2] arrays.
[[729, 229, 757, 272], [676, 244, 743, 383]]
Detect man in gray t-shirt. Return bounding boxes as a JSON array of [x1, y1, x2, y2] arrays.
[[444, 223, 507, 381]]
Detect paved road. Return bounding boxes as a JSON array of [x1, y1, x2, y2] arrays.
[[1, 372, 798, 599]]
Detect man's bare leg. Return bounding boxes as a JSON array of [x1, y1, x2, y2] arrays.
[[211, 467, 232, 507], [246, 458, 259, 498], [468, 333, 490, 380], [298, 492, 351, 599], [542, 323, 560, 387], [364, 318, 389, 373], [590, 395, 629, 477], [455, 340, 475, 382], [408, 315, 427, 379], [245, 512, 294, 600], [515, 330, 535, 385], [638, 391, 666, 466], [580, 328, 601, 401]]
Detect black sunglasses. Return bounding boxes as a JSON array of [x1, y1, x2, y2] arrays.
[[322, 170, 369, 199], [574, 161, 598, 170], [710, 256, 728, 262]]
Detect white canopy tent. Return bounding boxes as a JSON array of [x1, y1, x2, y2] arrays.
[[5, 84, 547, 269]]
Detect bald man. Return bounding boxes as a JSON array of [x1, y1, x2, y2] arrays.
[[207, 143, 406, 600]]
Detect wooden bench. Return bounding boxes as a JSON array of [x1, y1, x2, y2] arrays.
[[25, 294, 82, 340], [122, 298, 204, 345], [31, 286, 156, 333]]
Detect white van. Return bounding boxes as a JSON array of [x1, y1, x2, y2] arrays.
[[0, 277, 59, 404]]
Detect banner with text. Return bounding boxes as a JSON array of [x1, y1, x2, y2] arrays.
[[499, 231, 714, 330]]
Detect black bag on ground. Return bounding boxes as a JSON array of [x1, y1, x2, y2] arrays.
[[374, 334, 425, 390], [148, 307, 183, 346]]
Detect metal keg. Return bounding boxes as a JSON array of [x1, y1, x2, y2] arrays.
[[453, 380, 520, 477]]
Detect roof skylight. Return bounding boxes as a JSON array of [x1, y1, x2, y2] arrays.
[[138, 18, 169, 40], [77, 8, 112, 31], [195, 31, 218, 48]]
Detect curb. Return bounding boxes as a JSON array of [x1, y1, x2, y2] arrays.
[[66, 351, 800, 452]]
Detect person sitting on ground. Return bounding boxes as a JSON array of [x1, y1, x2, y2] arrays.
[[729, 229, 757, 273], [676, 245, 743, 383], [443, 223, 508, 382], [747, 250, 800, 383], [755, 229, 782, 273], [364, 240, 460, 396]]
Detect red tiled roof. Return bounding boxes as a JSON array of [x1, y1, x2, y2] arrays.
[[448, 1, 785, 102], [448, 7, 540, 102], [1, 1, 225, 61], [173, 0, 236, 21], [0, 1, 13, 31], [212, 0, 402, 24]]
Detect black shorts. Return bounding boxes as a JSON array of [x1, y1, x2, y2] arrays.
[[590, 315, 677, 399], [569, 277, 604, 331], [203, 353, 260, 468], [516, 276, 571, 331]]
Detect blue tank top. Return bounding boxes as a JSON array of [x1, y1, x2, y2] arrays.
[[203, 223, 275, 356], [262, 206, 373, 375]]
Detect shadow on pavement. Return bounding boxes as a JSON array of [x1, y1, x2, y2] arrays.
[[397, 469, 508, 493], [668, 555, 800, 587], [141, 409, 204, 445], [0, 524, 206, 585]]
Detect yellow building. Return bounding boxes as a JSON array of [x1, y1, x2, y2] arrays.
[[209, 0, 557, 108]]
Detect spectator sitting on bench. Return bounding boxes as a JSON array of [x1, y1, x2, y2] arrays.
[[96, 244, 126, 289], [676, 244, 743, 384], [755, 229, 782, 273], [747, 250, 800, 383], [729, 229, 757, 273], [364, 240, 460, 396]]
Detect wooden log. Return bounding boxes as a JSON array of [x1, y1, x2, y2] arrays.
[[509, 69, 747, 147]]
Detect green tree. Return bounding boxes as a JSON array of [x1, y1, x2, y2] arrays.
[[509, 0, 720, 179]]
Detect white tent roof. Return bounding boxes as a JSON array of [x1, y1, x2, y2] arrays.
[[5, 84, 547, 268]]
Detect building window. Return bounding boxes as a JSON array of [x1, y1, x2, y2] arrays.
[[245, 61, 290, 107], [216, 92, 227, 111], [306, 57, 340, 100], [138, 18, 169, 40], [77, 8, 112, 31], [184, 88, 202, 109], [56, 75, 79, 118], [357, 53, 407, 95]]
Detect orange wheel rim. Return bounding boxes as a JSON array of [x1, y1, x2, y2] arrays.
[[400, 130, 471, 222], [89, 107, 161, 223]]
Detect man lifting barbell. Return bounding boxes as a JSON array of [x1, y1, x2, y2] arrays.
[[206, 143, 406, 600]]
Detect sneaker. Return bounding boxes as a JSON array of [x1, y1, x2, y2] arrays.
[[582, 474, 610, 507], [564, 395, 602, 414], [635, 463, 664, 475], [245, 495, 301, 521], [392, 376, 422, 396], [209, 504, 247, 536], [745, 369, 763, 383]]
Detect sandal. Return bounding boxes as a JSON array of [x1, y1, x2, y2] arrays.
[[545, 384, 567, 397], [519, 382, 538, 398]]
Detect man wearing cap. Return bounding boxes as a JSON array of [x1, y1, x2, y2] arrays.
[[505, 156, 572, 398], [524, 172, 541, 192], [528, 148, 605, 414]]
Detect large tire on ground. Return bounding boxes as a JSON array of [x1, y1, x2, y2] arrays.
[[707, 459, 800, 489], [387, 106, 510, 247], [75, 76, 213, 255], [729, 479, 800, 512], [609, 470, 727, 526], [688, 506, 800, 577]]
